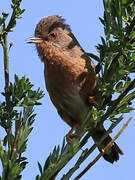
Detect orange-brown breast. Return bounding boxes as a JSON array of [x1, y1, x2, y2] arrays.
[[36, 42, 98, 126]]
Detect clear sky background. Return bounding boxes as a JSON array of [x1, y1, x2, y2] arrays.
[[0, 0, 135, 180]]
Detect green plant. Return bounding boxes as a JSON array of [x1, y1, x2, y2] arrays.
[[0, 0, 135, 180], [0, 1, 44, 179]]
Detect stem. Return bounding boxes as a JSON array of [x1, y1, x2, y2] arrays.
[[10, 112, 22, 161], [2, 33, 13, 146], [2, 34, 12, 180], [61, 115, 124, 180], [101, 78, 135, 123], [6, 0, 22, 33], [3, 34, 10, 107], [74, 116, 132, 180], [106, 16, 135, 80]]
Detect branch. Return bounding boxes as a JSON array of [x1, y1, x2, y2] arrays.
[[6, 0, 22, 33], [44, 112, 94, 180], [105, 16, 135, 80], [1, 1, 24, 180], [10, 111, 22, 161], [2, 0, 23, 108], [125, 16, 135, 37], [61, 115, 124, 180], [101, 78, 135, 123], [2, 34, 10, 108], [74, 116, 132, 180]]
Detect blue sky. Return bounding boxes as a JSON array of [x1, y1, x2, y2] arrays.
[[0, 0, 135, 180]]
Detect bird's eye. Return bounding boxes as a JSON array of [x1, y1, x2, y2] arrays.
[[49, 32, 58, 40]]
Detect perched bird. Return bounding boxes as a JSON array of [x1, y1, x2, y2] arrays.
[[28, 15, 123, 163]]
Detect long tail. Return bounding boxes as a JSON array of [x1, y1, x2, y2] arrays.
[[91, 124, 123, 163]]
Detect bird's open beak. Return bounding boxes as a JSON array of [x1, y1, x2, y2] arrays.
[[27, 37, 43, 44]]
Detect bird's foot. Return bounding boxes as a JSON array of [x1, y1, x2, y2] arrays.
[[66, 125, 78, 143], [89, 95, 99, 107], [66, 131, 78, 143]]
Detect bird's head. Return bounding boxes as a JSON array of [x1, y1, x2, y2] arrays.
[[28, 15, 81, 52]]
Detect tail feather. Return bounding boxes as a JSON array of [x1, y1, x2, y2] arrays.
[[92, 125, 123, 163], [103, 142, 123, 163]]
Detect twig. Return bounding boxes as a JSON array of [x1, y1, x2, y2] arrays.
[[8, 42, 13, 53], [6, 0, 22, 33], [2, 33, 11, 180], [101, 78, 135, 123], [106, 16, 135, 79], [43, 112, 93, 180], [78, 115, 124, 164], [3, 34, 10, 107], [125, 16, 135, 37], [61, 115, 124, 180], [2, 1, 23, 179], [74, 116, 132, 180], [10, 111, 22, 161]]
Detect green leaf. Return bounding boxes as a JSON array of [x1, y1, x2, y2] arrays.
[[3, 135, 8, 146], [87, 53, 100, 62], [21, 97, 28, 106], [11, 164, 22, 177], [99, 17, 105, 25], [118, 91, 135, 107], [14, 175, 22, 180], [2, 12, 9, 18], [20, 161, 28, 170], [122, 0, 133, 5], [61, 138, 66, 154], [115, 81, 123, 92], [35, 102, 42, 105], [0, 141, 7, 168], [43, 155, 51, 171], [20, 9, 25, 15], [26, 100, 36, 106], [15, 74, 19, 84], [38, 162, 43, 175], [91, 107, 104, 122], [12, 0, 18, 4], [118, 69, 129, 75], [28, 114, 36, 126], [16, 107, 35, 155], [28, 90, 34, 98], [0, 17, 3, 26], [15, 157, 27, 164], [23, 106, 33, 119], [36, 175, 40, 180], [118, 102, 134, 113]]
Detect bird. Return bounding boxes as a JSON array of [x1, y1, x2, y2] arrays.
[[27, 15, 123, 163]]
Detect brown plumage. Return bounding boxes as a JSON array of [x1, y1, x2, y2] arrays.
[[28, 15, 123, 163]]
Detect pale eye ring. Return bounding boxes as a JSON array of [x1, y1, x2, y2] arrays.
[[49, 32, 58, 40]]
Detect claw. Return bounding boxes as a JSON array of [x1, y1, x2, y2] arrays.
[[66, 132, 78, 143], [89, 95, 99, 107], [66, 124, 78, 143]]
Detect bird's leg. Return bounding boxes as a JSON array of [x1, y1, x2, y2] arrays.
[[89, 95, 99, 107], [66, 124, 78, 143]]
